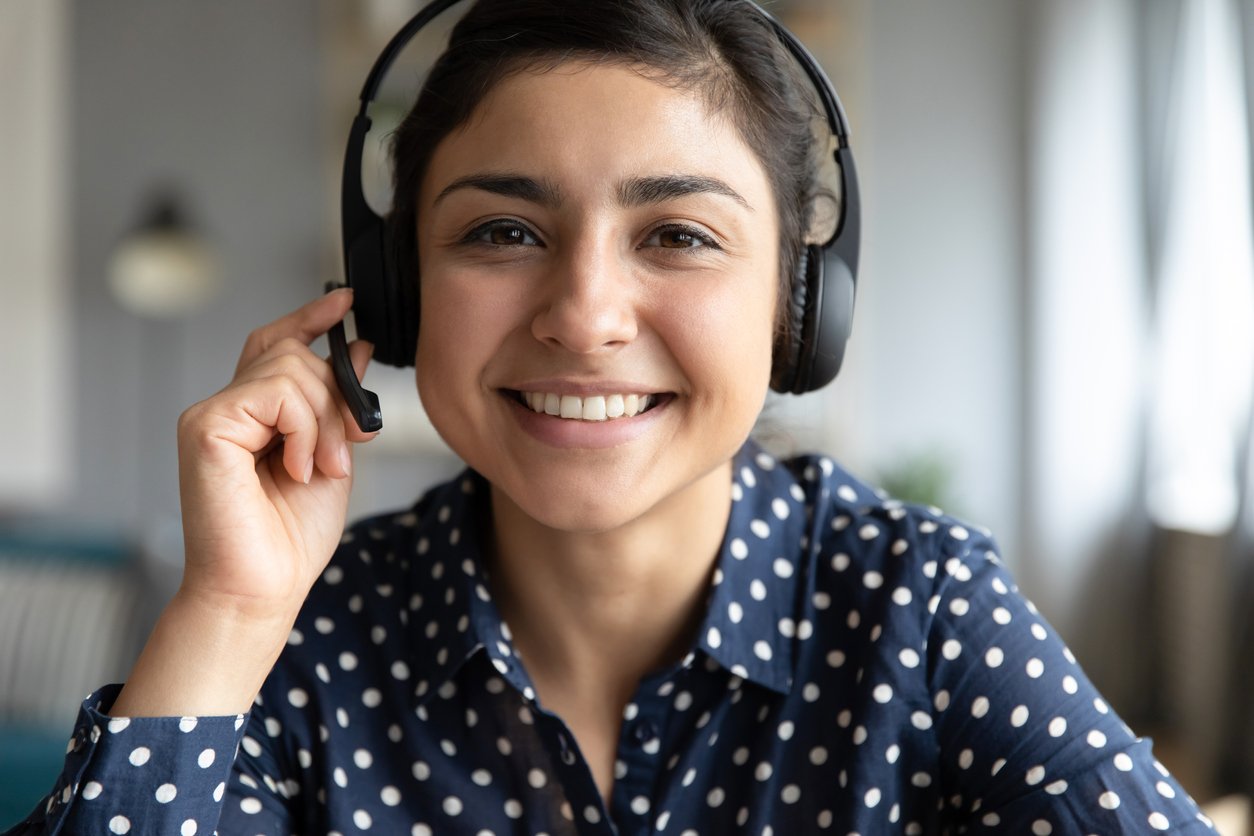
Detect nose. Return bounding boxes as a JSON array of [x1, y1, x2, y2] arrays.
[[530, 242, 638, 354]]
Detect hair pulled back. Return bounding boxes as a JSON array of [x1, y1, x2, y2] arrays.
[[389, 0, 825, 346]]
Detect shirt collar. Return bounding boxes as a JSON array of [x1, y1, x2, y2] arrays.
[[401, 440, 809, 706], [691, 441, 808, 695]]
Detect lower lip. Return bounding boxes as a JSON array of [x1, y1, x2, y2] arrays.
[[504, 394, 670, 449]]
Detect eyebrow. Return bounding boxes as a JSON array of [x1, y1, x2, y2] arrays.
[[619, 174, 752, 211], [433, 173, 563, 208], [432, 171, 752, 212]]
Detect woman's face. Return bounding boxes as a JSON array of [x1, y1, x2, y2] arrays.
[[415, 60, 780, 533]]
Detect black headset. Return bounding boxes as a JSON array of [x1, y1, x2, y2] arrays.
[[328, 0, 861, 433]]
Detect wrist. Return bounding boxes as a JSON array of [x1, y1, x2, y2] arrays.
[[109, 592, 299, 718]]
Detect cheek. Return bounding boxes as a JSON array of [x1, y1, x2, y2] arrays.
[[660, 273, 777, 403]]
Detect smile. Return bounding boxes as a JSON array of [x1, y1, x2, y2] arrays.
[[508, 390, 663, 422]]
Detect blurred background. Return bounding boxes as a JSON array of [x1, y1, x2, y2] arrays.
[[1, 0, 1251, 829]]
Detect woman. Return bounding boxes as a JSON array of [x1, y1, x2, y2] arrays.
[[8, 0, 1217, 833]]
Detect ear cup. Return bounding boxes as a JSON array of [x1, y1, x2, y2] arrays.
[[771, 241, 855, 395], [770, 245, 815, 394]]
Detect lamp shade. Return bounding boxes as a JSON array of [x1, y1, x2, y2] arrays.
[[107, 195, 218, 318]]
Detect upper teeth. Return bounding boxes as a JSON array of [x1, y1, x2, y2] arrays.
[[522, 392, 655, 421]]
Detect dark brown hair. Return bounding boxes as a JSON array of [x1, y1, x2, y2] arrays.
[[389, 0, 824, 344]]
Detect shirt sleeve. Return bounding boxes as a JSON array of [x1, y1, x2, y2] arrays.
[[2, 683, 251, 836], [924, 529, 1218, 833]]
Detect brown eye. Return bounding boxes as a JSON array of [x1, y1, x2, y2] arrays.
[[463, 220, 541, 247], [643, 224, 719, 250]]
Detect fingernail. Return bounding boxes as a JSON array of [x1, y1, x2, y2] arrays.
[[339, 444, 352, 476], [303, 458, 314, 484]]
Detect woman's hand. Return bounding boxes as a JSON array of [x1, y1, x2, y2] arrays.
[[109, 290, 378, 718], [175, 289, 377, 623]]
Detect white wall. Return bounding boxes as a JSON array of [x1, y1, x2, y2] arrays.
[[0, 0, 72, 508]]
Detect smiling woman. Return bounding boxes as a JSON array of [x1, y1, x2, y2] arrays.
[[3, 0, 1220, 835]]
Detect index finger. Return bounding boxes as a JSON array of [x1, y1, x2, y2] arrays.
[[235, 288, 355, 377]]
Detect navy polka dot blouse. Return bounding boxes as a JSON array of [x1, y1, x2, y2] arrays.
[[9, 442, 1217, 835]]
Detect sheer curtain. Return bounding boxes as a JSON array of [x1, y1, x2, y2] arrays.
[[1027, 0, 1254, 799]]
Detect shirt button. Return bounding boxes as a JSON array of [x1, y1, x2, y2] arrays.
[[632, 721, 659, 743]]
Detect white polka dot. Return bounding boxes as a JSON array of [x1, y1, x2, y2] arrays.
[[381, 786, 401, 806], [631, 795, 650, 815], [82, 781, 102, 800], [972, 697, 990, 718], [1011, 705, 1030, 727], [899, 648, 920, 668], [1063, 675, 1079, 694], [1148, 812, 1170, 830], [873, 684, 893, 703], [155, 783, 177, 803], [213, 782, 225, 802], [128, 747, 150, 766], [1026, 657, 1045, 678], [288, 688, 308, 708], [1026, 765, 1046, 785], [584, 805, 601, 823], [911, 711, 933, 730], [180, 820, 197, 836], [108, 815, 132, 833], [240, 797, 262, 814], [1031, 820, 1052, 835], [832, 552, 850, 571], [942, 639, 963, 660], [707, 787, 725, 807], [504, 799, 523, 818], [982, 813, 1001, 826], [863, 571, 884, 590], [949, 598, 970, 616], [1045, 780, 1068, 795], [911, 772, 932, 788], [1114, 753, 1134, 772], [865, 787, 881, 807], [859, 524, 880, 540], [1156, 781, 1176, 799], [730, 538, 748, 559], [1100, 791, 1121, 809], [528, 769, 547, 788], [1048, 717, 1067, 737], [353, 809, 372, 829], [754, 640, 772, 660], [781, 784, 801, 804], [750, 519, 770, 538], [107, 718, 130, 733], [755, 762, 773, 781], [985, 647, 1004, 667], [443, 796, 463, 816], [959, 749, 974, 769], [242, 736, 261, 758], [354, 748, 373, 769], [886, 744, 900, 764], [810, 746, 828, 765], [992, 607, 1012, 624]]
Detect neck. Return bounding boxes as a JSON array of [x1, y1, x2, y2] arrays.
[[486, 460, 733, 695]]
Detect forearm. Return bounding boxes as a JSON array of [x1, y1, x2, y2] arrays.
[[109, 589, 296, 717]]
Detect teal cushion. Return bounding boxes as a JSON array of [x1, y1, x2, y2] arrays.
[[0, 726, 69, 828]]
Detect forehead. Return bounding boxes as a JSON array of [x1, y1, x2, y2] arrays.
[[421, 60, 773, 207]]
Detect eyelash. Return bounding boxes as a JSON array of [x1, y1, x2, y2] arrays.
[[458, 219, 722, 251]]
